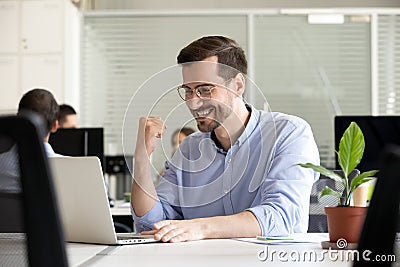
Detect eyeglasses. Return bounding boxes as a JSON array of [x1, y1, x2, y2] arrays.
[[177, 79, 232, 101]]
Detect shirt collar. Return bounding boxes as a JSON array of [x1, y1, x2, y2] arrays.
[[236, 104, 260, 147], [43, 142, 60, 157], [210, 104, 260, 150]]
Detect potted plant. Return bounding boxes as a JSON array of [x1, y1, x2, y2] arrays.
[[299, 122, 378, 244]]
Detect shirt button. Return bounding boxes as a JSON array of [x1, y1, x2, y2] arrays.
[[224, 189, 229, 194], [228, 158, 231, 163]]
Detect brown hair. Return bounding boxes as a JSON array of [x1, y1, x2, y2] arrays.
[[18, 89, 59, 133], [58, 104, 77, 125], [177, 36, 247, 79]]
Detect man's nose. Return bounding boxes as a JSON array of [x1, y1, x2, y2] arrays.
[[186, 96, 204, 110]]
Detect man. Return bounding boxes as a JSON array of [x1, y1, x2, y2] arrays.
[[131, 36, 319, 242], [18, 89, 62, 157], [58, 104, 78, 128], [0, 88, 61, 193]]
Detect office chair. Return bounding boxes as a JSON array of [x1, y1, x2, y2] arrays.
[[0, 113, 68, 267], [0, 135, 24, 233], [308, 169, 360, 233], [354, 146, 400, 267], [114, 222, 133, 233]]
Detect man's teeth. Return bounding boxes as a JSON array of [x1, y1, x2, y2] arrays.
[[197, 110, 211, 116]]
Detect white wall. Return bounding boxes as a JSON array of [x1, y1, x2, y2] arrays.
[[64, 0, 81, 112], [0, 0, 80, 114]]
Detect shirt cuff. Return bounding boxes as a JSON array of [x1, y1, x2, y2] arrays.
[[246, 206, 290, 237], [246, 206, 268, 236], [131, 201, 164, 233]]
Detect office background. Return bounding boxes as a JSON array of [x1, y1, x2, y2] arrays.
[[0, 0, 399, 177]]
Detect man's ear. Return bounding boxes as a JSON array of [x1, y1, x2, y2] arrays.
[[232, 73, 245, 97], [50, 120, 59, 133]]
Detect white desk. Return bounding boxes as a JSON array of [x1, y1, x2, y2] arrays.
[[66, 243, 108, 266], [66, 234, 353, 267], [110, 200, 131, 216]]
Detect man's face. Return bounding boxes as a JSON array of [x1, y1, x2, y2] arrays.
[[60, 114, 78, 128], [181, 57, 236, 132]]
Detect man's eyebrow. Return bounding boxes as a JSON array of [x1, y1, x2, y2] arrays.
[[179, 84, 191, 88], [180, 82, 215, 89], [194, 83, 215, 88]]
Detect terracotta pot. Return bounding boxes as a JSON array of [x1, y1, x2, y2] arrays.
[[325, 206, 368, 243]]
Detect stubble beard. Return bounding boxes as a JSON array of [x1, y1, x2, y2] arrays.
[[192, 92, 234, 133], [195, 102, 232, 132], [197, 119, 221, 132]]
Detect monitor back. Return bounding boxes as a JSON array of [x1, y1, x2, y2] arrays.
[[49, 128, 104, 168], [335, 116, 400, 172]]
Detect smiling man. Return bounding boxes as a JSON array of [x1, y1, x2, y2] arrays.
[[131, 36, 320, 242]]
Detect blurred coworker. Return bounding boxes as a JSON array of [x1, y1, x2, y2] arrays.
[[171, 127, 196, 154], [0, 88, 62, 193], [58, 104, 78, 128], [18, 89, 62, 157], [157, 127, 196, 184]]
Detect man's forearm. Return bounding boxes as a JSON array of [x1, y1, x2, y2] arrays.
[[131, 116, 166, 217], [202, 211, 261, 239], [131, 150, 158, 217], [142, 210, 262, 242]]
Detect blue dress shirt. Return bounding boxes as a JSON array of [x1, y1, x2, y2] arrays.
[[43, 142, 63, 157], [133, 105, 320, 236], [0, 142, 63, 193]]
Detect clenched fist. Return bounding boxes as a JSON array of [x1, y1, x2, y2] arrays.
[[136, 116, 166, 156]]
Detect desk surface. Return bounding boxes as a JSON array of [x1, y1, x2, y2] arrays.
[[110, 200, 131, 216], [67, 234, 354, 267]]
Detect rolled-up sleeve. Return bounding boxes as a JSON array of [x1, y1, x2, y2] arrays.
[[247, 120, 319, 236]]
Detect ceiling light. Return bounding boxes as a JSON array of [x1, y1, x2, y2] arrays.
[[308, 14, 345, 24]]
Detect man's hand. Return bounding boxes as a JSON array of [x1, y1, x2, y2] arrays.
[[136, 116, 166, 156], [141, 219, 208, 243], [140, 212, 261, 243]]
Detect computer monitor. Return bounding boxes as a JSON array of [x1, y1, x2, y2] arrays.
[[334, 116, 400, 172], [48, 128, 104, 169]]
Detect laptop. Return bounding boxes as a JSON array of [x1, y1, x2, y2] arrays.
[[49, 157, 158, 245]]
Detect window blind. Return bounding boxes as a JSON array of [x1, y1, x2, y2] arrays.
[[378, 15, 400, 115], [253, 15, 371, 168]]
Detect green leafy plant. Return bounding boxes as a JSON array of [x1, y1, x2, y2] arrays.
[[299, 122, 378, 206]]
